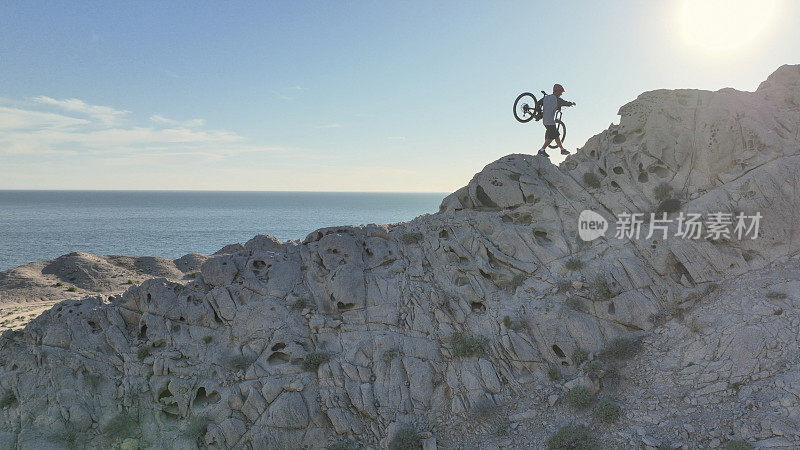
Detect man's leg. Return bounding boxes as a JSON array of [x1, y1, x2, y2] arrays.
[[538, 138, 552, 156], [554, 135, 569, 155]]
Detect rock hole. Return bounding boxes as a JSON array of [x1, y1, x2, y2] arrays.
[[455, 276, 470, 286], [479, 269, 492, 280], [253, 260, 266, 268], [146, 293, 151, 303], [87, 320, 101, 333], [671, 259, 695, 285], [337, 301, 355, 311], [551, 344, 566, 358], [171, 324, 180, 333], [475, 185, 499, 208], [470, 301, 486, 314], [608, 302, 616, 314], [11, 364, 18, 370], [138, 324, 148, 340], [534, 230, 553, 245], [158, 387, 173, 402], [439, 230, 449, 238], [598, 167, 607, 177], [613, 134, 627, 144], [271, 343, 286, 351], [508, 173, 521, 181], [612, 166, 624, 174], [638, 172, 649, 183], [193, 387, 219, 408], [610, 181, 620, 188], [268, 352, 290, 364]]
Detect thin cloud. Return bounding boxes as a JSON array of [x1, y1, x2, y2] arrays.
[[0, 106, 89, 131], [387, 136, 406, 141], [32, 96, 130, 126], [317, 123, 341, 129], [0, 96, 286, 159], [150, 114, 206, 128]]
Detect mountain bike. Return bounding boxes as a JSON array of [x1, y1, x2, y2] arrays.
[[513, 90, 567, 148]]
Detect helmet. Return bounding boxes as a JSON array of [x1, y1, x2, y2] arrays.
[[553, 83, 565, 94]]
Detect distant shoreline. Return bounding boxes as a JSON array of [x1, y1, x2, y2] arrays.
[[0, 190, 445, 271]]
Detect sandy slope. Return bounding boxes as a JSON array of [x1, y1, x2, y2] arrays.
[[0, 251, 209, 332]]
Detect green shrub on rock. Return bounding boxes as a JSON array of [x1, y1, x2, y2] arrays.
[[546, 425, 598, 450]]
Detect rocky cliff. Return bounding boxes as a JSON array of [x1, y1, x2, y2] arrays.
[[1, 65, 799, 449]]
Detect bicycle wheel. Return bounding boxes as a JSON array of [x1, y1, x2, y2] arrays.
[[513, 92, 537, 123], [547, 120, 567, 148]]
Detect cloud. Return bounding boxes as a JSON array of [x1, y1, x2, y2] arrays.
[[150, 114, 206, 128], [0, 106, 90, 131], [387, 136, 406, 141], [32, 96, 130, 126], [317, 123, 341, 129], [0, 97, 285, 159]]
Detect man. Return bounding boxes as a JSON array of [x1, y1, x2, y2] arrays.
[[537, 83, 575, 157]]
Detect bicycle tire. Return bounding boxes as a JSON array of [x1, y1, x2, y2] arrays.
[[548, 120, 567, 148], [513, 92, 537, 123]]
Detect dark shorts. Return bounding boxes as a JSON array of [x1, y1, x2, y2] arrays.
[[545, 124, 560, 140]]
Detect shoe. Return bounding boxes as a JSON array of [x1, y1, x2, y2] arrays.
[[537, 149, 550, 157], [560, 148, 570, 155]]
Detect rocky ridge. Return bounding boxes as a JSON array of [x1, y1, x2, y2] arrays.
[[0, 64, 799, 449]]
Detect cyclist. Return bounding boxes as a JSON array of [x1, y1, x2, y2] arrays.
[[537, 83, 575, 157]]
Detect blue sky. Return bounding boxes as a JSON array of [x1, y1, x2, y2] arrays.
[[1, 1, 798, 191]]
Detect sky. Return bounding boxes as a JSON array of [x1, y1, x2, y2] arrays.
[[1, 1, 798, 192]]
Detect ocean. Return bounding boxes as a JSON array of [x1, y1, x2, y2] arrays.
[[0, 191, 445, 271]]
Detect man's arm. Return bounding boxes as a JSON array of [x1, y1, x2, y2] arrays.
[[558, 97, 575, 107]]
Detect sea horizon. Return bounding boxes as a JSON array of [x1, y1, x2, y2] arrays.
[[0, 190, 446, 271]]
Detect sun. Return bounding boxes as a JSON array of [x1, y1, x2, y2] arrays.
[[678, 0, 778, 53]]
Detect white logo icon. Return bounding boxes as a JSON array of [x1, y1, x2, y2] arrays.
[[578, 210, 608, 241]]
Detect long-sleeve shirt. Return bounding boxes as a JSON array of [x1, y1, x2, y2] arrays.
[[540, 94, 574, 126]]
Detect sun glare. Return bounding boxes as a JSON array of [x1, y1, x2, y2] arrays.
[[678, 0, 778, 53]]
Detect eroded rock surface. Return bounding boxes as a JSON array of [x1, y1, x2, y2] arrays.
[[1, 64, 799, 449]]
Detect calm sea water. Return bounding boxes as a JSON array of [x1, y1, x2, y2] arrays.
[[0, 191, 445, 271]]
